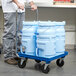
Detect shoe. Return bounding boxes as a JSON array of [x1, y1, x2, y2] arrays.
[[4, 58, 18, 65]]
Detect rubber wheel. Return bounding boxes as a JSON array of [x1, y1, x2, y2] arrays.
[[56, 59, 64, 67], [35, 63, 42, 70], [25, 58, 28, 62], [35, 60, 41, 63], [41, 64, 50, 74], [18, 58, 27, 68]]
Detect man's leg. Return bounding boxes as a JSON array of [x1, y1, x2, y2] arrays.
[[3, 13, 17, 65]]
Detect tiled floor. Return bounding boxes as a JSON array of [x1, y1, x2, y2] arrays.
[[0, 50, 76, 76]]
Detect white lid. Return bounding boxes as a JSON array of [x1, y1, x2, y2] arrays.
[[53, 21, 66, 26], [23, 21, 38, 26], [38, 21, 55, 26]]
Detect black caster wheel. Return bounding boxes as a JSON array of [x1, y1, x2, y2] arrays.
[[35, 63, 42, 70], [41, 64, 50, 74], [56, 59, 64, 67], [18, 58, 27, 68], [35, 60, 41, 63], [0, 50, 1, 54], [25, 58, 28, 62]]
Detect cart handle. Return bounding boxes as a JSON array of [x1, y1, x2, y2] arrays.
[[18, 7, 39, 21], [25, 7, 39, 21], [17, 6, 39, 21]]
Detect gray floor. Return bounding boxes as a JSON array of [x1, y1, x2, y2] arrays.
[[0, 50, 76, 76], [0, 7, 3, 44]]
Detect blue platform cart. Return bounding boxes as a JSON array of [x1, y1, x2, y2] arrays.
[[18, 51, 68, 73], [16, 8, 68, 74]]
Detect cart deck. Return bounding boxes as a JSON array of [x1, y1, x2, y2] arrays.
[[18, 51, 68, 64]]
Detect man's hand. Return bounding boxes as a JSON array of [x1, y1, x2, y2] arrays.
[[31, 4, 37, 11], [29, 1, 37, 11], [13, 0, 24, 10], [17, 2, 24, 10]]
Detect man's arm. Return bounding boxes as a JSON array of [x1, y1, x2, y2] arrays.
[[26, 0, 37, 11], [13, 0, 24, 10]]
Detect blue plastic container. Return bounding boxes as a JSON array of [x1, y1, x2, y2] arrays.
[[20, 21, 66, 57], [37, 21, 55, 36], [22, 21, 38, 34], [21, 21, 38, 56], [54, 21, 66, 54], [37, 21, 56, 58]]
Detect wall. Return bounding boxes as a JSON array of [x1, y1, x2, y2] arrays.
[[0, 0, 52, 4], [33, 0, 51, 3]]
